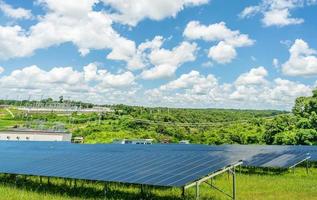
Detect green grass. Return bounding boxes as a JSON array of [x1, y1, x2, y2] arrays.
[[0, 168, 316, 200], [0, 108, 21, 130]]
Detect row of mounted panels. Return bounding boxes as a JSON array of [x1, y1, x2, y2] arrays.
[[0, 142, 314, 187]]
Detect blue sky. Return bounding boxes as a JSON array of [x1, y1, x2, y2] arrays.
[[0, 0, 316, 110]]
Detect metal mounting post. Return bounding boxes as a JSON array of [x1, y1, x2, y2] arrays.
[[196, 182, 200, 200], [232, 167, 236, 200], [184, 161, 242, 200], [306, 160, 309, 175], [181, 187, 185, 198]]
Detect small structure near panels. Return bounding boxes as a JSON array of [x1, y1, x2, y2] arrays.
[[0, 129, 72, 142], [112, 139, 154, 144]]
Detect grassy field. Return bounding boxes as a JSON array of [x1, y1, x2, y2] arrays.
[[0, 108, 20, 130], [0, 168, 316, 200]]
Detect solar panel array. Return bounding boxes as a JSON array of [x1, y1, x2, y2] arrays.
[[0, 142, 243, 187], [0, 142, 314, 187]]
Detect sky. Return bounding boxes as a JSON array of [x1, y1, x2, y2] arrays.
[[0, 0, 316, 110]]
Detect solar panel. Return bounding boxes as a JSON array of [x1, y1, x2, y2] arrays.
[[212, 145, 314, 167], [0, 142, 313, 188], [0, 142, 242, 187]]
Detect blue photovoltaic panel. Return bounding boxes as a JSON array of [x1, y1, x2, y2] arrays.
[[0, 142, 242, 187], [0, 142, 314, 187], [211, 145, 315, 167]]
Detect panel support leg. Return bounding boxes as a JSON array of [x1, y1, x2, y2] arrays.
[[181, 187, 185, 198], [196, 182, 200, 200], [306, 160, 309, 175], [232, 167, 236, 200]]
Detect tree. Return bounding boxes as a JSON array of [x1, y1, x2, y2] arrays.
[[293, 88, 317, 117], [273, 131, 297, 145], [263, 115, 296, 144], [295, 129, 317, 145], [59, 96, 64, 103], [292, 97, 308, 117], [313, 88, 317, 98]]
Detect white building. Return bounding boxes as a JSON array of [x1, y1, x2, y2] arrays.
[[112, 139, 153, 145], [179, 140, 190, 144], [0, 129, 72, 142]]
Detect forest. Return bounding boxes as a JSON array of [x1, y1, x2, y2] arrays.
[[1, 88, 315, 146]]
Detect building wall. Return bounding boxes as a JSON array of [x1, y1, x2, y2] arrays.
[[0, 131, 72, 142]]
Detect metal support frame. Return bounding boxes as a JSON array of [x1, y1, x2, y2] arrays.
[[289, 155, 311, 175], [184, 161, 242, 200]]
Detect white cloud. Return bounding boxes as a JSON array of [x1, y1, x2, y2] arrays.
[[159, 70, 218, 92], [82, 63, 136, 88], [0, 0, 32, 19], [229, 67, 312, 108], [0, 0, 136, 61], [98, 71, 135, 88], [145, 67, 313, 110], [262, 8, 303, 26], [208, 42, 237, 64], [282, 39, 317, 76], [269, 78, 312, 102], [101, 0, 209, 26], [0, 64, 141, 105], [0, 66, 4, 74], [240, 0, 316, 27], [145, 70, 226, 107], [0, 65, 85, 91], [235, 66, 268, 86], [184, 21, 254, 64], [0, 64, 137, 99], [108, 36, 197, 79], [183, 21, 254, 46], [273, 58, 279, 68], [108, 36, 165, 71], [141, 41, 197, 79], [202, 61, 214, 68], [239, 6, 261, 18]]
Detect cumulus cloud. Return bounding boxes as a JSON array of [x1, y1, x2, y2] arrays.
[[235, 66, 268, 86], [82, 63, 136, 88], [101, 0, 209, 26], [208, 42, 237, 64], [108, 35, 197, 79], [0, 65, 85, 91], [230, 67, 312, 108], [0, 0, 33, 19], [0, 64, 137, 102], [184, 21, 254, 64], [145, 67, 313, 110], [108, 36, 165, 71], [240, 0, 316, 27], [0, 0, 136, 60], [159, 70, 218, 93], [141, 41, 197, 79], [282, 39, 317, 76]]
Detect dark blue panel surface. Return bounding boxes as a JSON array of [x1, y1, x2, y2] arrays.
[[0, 142, 314, 187], [0, 142, 242, 187]]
